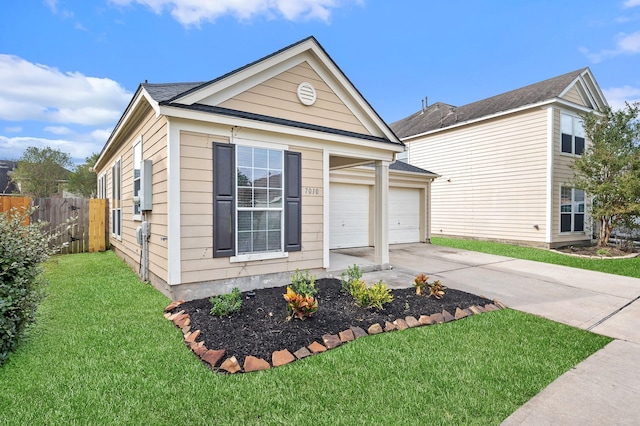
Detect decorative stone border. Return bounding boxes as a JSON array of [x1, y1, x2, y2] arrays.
[[164, 299, 507, 374], [549, 249, 639, 260]]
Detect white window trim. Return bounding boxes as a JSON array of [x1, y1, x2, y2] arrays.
[[235, 145, 286, 257], [560, 112, 585, 157], [132, 137, 142, 221], [559, 185, 586, 235], [111, 157, 122, 241]]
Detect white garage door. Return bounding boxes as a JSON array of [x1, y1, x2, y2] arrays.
[[330, 183, 369, 249], [389, 187, 420, 244]]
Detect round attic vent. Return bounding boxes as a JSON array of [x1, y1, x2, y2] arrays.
[[297, 82, 317, 106]]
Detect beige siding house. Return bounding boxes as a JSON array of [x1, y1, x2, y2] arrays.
[[391, 68, 608, 248], [94, 37, 435, 301]]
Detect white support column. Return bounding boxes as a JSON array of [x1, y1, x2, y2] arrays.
[[374, 160, 390, 267]]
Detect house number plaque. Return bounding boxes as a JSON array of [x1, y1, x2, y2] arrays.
[[303, 187, 321, 196]]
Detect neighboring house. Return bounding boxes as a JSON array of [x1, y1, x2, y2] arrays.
[[5, 162, 71, 198], [391, 68, 608, 248], [0, 160, 18, 194], [94, 36, 436, 301]]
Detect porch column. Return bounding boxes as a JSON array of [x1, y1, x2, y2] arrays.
[[374, 160, 390, 267]]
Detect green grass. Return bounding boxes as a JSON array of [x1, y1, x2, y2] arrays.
[[432, 237, 640, 279], [0, 251, 611, 425]]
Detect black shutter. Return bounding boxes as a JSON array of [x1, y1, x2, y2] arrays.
[[213, 143, 235, 258], [284, 150, 302, 252]]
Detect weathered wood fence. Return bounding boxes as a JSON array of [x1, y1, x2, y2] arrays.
[[0, 195, 109, 254]]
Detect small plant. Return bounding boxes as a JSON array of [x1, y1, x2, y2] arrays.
[[290, 269, 318, 297], [340, 264, 363, 294], [414, 273, 447, 299], [349, 279, 393, 310], [427, 280, 446, 299], [414, 273, 429, 295], [283, 287, 318, 320], [209, 287, 242, 316], [596, 247, 610, 257]]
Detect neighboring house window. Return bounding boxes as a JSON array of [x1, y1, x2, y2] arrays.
[[97, 173, 107, 199], [561, 113, 585, 155], [560, 186, 585, 233], [212, 143, 301, 258], [237, 146, 283, 254], [133, 138, 142, 220], [396, 150, 408, 163], [111, 159, 122, 238]]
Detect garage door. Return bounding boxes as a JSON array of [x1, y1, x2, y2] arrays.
[[389, 187, 420, 244], [330, 183, 369, 249]]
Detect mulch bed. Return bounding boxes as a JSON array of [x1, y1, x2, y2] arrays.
[[168, 278, 492, 366]]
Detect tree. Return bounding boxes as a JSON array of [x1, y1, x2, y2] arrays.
[[66, 153, 99, 198], [10, 147, 72, 197], [572, 102, 640, 246]]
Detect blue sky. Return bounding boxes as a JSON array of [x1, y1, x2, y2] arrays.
[[1, 0, 640, 163]]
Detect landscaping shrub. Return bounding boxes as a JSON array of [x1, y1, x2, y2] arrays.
[[209, 287, 242, 316], [340, 264, 363, 294], [414, 273, 446, 299], [0, 207, 59, 365], [284, 270, 318, 320], [348, 279, 394, 310]]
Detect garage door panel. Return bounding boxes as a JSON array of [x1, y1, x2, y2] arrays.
[[330, 183, 369, 249], [389, 187, 420, 244]]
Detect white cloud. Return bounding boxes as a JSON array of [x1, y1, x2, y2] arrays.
[[0, 135, 100, 163], [44, 126, 72, 135], [603, 85, 640, 110], [580, 30, 640, 63], [109, 0, 357, 26], [4, 126, 22, 133], [623, 0, 640, 8], [0, 54, 131, 126]]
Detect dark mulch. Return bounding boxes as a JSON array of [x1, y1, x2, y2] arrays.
[[555, 244, 638, 257], [174, 279, 492, 363]]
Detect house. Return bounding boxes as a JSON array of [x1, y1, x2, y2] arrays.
[[0, 160, 18, 194], [94, 36, 436, 301], [391, 68, 608, 248]]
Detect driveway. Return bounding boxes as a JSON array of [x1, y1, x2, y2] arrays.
[[331, 243, 640, 425]]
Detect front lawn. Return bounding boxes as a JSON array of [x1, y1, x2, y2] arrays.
[[0, 251, 611, 425], [432, 237, 640, 279]]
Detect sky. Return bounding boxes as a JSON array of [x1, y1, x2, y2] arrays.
[[1, 0, 640, 164]]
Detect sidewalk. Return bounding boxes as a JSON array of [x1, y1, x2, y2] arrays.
[[331, 243, 640, 425]]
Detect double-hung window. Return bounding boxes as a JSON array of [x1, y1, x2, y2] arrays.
[[561, 113, 585, 155], [212, 142, 301, 259], [560, 186, 585, 233], [133, 138, 142, 220], [236, 146, 283, 254], [111, 159, 122, 238], [97, 173, 106, 199]]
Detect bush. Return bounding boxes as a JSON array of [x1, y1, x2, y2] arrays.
[[414, 273, 447, 299], [1, 207, 58, 365], [283, 287, 318, 320], [285, 270, 318, 320], [209, 287, 242, 316], [290, 269, 317, 297], [340, 264, 363, 294], [349, 279, 394, 310]]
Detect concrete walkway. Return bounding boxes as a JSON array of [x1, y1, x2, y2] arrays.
[[330, 243, 640, 425]]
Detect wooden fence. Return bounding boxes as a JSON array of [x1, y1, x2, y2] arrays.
[[0, 195, 109, 254]]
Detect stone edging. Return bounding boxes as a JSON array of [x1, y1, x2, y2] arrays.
[[549, 249, 639, 260], [163, 299, 507, 374]]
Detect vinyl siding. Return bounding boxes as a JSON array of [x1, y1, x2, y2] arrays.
[[98, 107, 169, 283], [408, 108, 549, 244], [561, 86, 584, 105], [179, 130, 324, 285], [218, 61, 371, 136]]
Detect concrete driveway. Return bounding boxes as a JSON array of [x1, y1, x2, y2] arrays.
[[331, 243, 640, 425]]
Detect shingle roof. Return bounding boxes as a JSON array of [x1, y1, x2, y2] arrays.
[[363, 160, 437, 176], [142, 82, 205, 102], [391, 68, 588, 139]]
